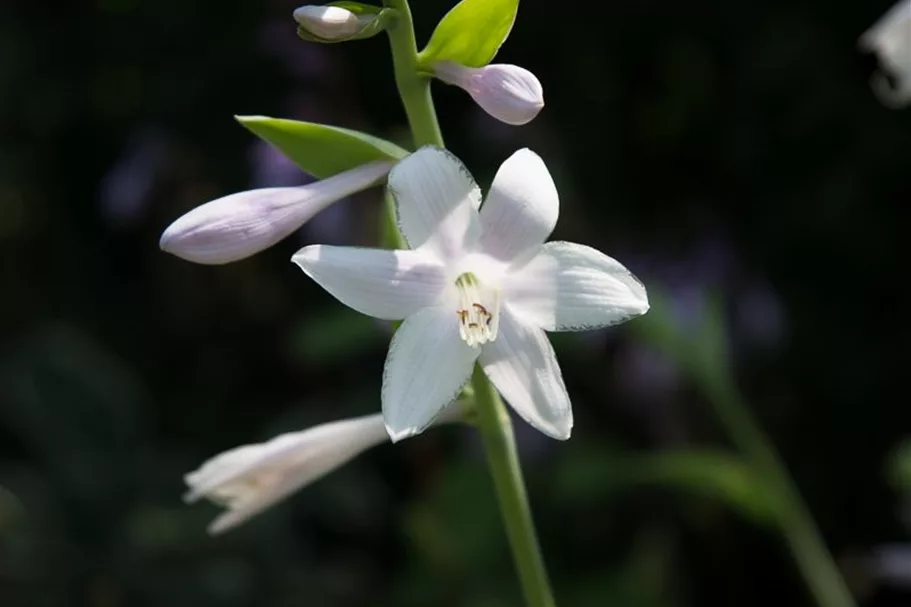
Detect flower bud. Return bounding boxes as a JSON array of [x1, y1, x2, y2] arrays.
[[184, 402, 465, 533], [293, 5, 362, 40], [159, 160, 393, 265], [433, 61, 544, 126], [859, 0, 911, 108], [184, 413, 389, 534]]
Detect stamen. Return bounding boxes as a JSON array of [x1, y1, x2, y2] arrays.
[[454, 272, 500, 347]]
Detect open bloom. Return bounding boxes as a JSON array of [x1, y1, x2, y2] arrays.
[[185, 413, 389, 533], [859, 0, 911, 107], [433, 62, 544, 125], [293, 147, 648, 442], [160, 160, 392, 264]]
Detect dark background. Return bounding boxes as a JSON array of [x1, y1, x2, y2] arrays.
[[1, 0, 909, 605]]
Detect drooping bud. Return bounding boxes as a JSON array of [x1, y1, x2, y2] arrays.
[[433, 61, 544, 125], [159, 160, 393, 265], [293, 5, 362, 40], [184, 413, 389, 534], [859, 0, 911, 108], [184, 402, 465, 533]]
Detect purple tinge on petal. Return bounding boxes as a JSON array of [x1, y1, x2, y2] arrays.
[[434, 62, 544, 126], [159, 160, 392, 264]]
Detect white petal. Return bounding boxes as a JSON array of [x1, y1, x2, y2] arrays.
[[479, 309, 572, 439], [292, 245, 446, 320], [160, 160, 392, 264], [388, 146, 482, 262], [479, 149, 558, 265], [382, 306, 479, 442], [185, 414, 389, 534], [505, 241, 649, 331]]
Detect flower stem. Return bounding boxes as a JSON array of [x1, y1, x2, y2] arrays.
[[381, 2, 556, 604], [471, 365, 556, 607], [381, 0, 443, 149], [705, 378, 856, 607]]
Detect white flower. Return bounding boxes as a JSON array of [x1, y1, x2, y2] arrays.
[[293, 147, 648, 442], [185, 413, 389, 534], [159, 160, 392, 265], [293, 5, 362, 40], [433, 62, 544, 125], [860, 0, 911, 108]]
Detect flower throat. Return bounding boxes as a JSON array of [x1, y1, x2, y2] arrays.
[[454, 272, 500, 347]]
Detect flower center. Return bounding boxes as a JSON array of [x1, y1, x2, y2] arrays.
[[454, 272, 500, 348]]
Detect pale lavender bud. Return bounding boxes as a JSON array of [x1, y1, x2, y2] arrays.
[[184, 413, 389, 534], [434, 61, 544, 126], [293, 5, 362, 40], [159, 160, 393, 265], [859, 0, 911, 108], [184, 401, 465, 533]]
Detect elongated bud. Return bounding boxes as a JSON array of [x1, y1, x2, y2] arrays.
[[184, 402, 465, 533], [185, 413, 389, 534], [859, 0, 911, 108], [159, 160, 393, 265], [433, 62, 544, 125]]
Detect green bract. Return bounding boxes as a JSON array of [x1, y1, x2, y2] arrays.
[[236, 116, 408, 179], [296, 2, 396, 44], [417, 0, 519, 69]]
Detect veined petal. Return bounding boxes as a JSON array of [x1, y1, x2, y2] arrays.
[[479, 148, 558, 265], [505, 241, 649, 331], [382, 306, 479, 442], [184, 413, 389, 534], [388, 146, 482, 262], [479, 308, 572, 439], [160, 160, 392, 264], [292, 245, 446, 320]]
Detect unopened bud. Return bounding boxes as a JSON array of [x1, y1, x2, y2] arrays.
[[159, 160, 393, 265], [859, 0, 911, 108], [185, 413, 389, 534], [434, 61, 544, 126], [293, 5, 362, 40]]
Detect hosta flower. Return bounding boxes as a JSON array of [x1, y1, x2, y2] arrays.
[[293, 5, 362, 40], [160, 160, 392, 264], [186, 403, 464, 533], [433, 62, 544, 125], [293, 147, 648, 442], [185, 413, 389, 533], [859, 0, 911, 107]]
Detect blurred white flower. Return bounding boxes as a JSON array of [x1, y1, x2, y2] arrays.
[[185, 405, 464, 533], [293, 5, 362, 40], [185, 413, 388, 534], [293, 147, 648, 442], [159, 160, 392, 264], [433, 62, 544, 125], [860, 0, 911, 108]]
